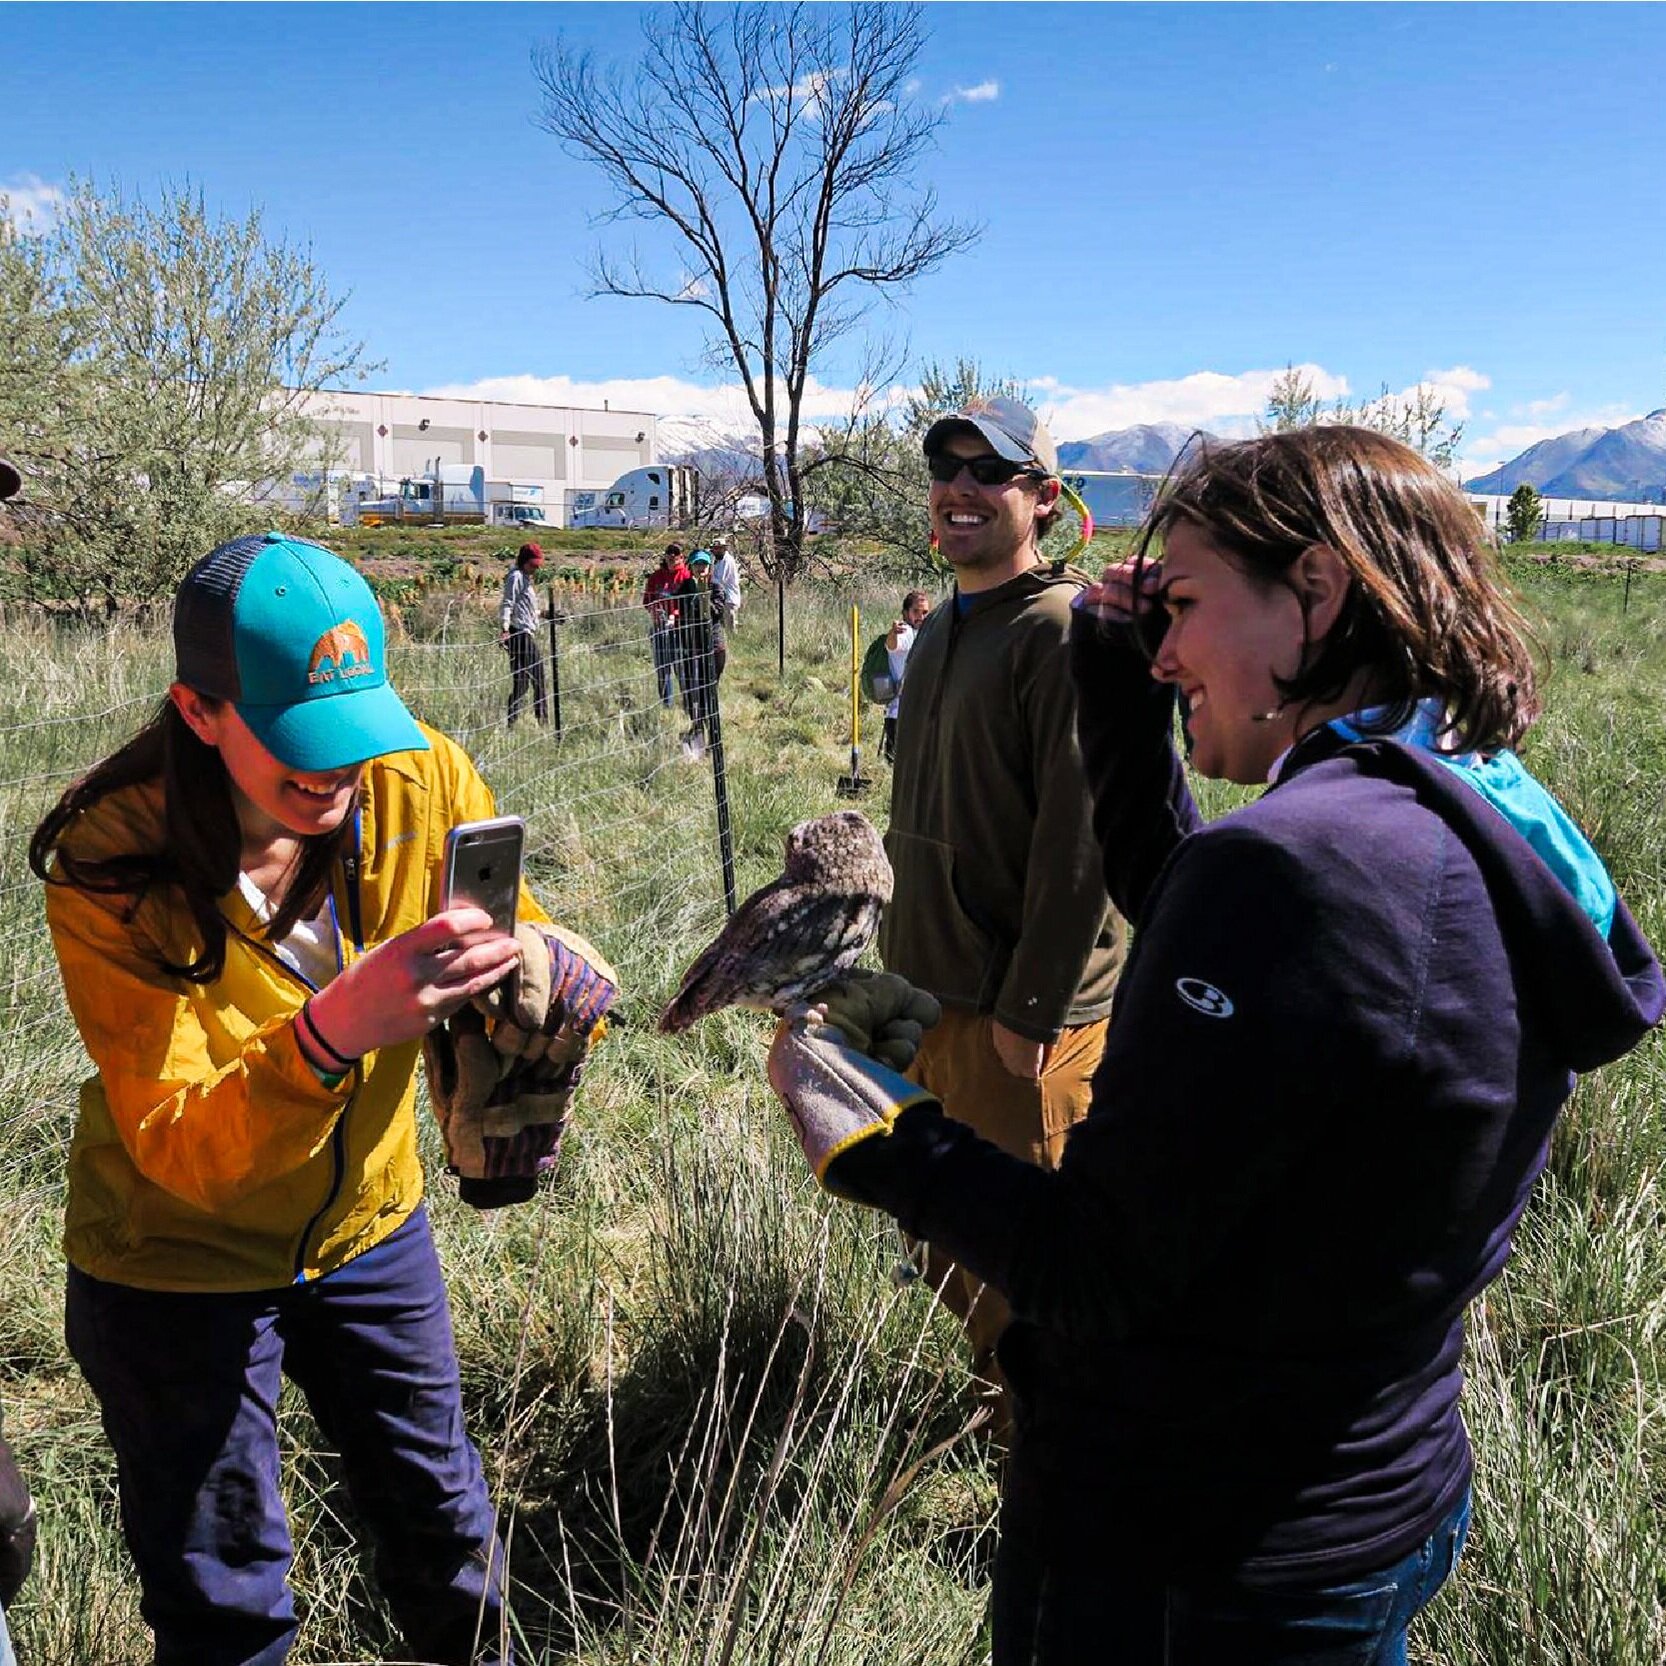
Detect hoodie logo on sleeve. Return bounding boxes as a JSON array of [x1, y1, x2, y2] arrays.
[[1176, 978, 1234, 1017]]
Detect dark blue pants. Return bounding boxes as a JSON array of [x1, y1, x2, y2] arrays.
[[650, 625, 678, 707], [992, 1490, 1470, 1665], [66, 1206, 506, 1666], [506, 630, 548, 726]]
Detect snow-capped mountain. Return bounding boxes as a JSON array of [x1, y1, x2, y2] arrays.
[[1465, 411, 1666, 502], [1057, 422, 1218, 474]]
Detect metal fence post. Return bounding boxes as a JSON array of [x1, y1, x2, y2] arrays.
[[545, 593, 563, 739], [694, 586, 738, 915], [777, 569, 786, 681]]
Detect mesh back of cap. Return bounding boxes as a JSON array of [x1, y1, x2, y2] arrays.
[[173, 534, 269, 699]]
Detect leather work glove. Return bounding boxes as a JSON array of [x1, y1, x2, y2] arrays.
[[424, 923, 619, 1208], [766, 973, 941, 1201], [479, 922, 618, 1064], [806, 971, 941, 1071], [0, 1427, 35, 1608]]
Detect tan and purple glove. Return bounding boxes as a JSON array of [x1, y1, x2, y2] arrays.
[[424, 922, 619, 1208], [766, 973, 941, 1199]]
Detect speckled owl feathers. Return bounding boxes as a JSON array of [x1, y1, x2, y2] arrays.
[[658, 811, 893, 1032]]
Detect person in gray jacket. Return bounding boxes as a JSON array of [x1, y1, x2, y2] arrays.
[[499, 541, 548, 727]]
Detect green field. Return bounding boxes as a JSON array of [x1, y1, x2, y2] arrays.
[[0, 561, 1660, 1663]]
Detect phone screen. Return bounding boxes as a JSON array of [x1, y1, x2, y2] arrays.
[[440, 817, 525, 935]]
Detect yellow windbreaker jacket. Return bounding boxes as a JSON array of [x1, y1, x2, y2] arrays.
[[46, 725, 549, 1292]]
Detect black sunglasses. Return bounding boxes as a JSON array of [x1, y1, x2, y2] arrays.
[[926, 452, 1048, 486]]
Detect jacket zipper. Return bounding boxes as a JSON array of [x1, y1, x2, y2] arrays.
[[227, 924, 357, 1284]]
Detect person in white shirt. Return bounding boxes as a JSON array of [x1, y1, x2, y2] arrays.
[[881, 590, 930, 763], [707, 537, 743, 631]]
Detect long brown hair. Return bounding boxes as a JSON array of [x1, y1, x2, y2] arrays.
[[1130, 425, 1542, 753], [29, 697, 352, 984]]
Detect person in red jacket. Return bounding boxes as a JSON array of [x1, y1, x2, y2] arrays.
[[642, 542, 690, 709]]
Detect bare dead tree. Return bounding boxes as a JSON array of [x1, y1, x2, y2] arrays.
[[535, 2, 978, 582]]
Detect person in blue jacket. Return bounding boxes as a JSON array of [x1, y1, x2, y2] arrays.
[[764, 425, 1664, 1665]]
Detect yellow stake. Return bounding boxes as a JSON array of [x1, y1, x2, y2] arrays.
[[851, 603, 861, 756]]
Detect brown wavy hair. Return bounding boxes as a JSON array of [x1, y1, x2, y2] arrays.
[[29, 698, 352, 984], [1131, 426, 1541, 753]]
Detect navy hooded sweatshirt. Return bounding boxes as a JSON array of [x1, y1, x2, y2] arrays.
[[834, 611, 1663, 1583]]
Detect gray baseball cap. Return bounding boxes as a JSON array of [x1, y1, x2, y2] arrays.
[[922, 395, 1058, 475]]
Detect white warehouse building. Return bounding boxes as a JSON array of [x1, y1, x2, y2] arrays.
[[294, 388, 661, 526]]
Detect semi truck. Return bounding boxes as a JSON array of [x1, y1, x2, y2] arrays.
[[568, 464, 699, 530], [354, 463, 554, 529]]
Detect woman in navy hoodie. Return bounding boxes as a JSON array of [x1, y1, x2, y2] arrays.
[[765, 426, 1663, 1664]]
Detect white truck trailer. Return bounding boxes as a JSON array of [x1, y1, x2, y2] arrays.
[[568, 464, 698, 530], [354, 463, 554, 529]]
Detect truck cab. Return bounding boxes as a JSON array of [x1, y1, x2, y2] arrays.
[[569, 466, 696, 530], [491, 502, 553, 529]]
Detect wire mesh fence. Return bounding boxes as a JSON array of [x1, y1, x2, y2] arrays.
[[0, 588, 735, 1114]]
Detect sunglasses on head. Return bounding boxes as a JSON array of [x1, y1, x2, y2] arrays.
[[926, 452, 1048, 486]]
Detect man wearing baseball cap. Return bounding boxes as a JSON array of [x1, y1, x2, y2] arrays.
[[706, 535, 743, 632], [881, 395, 1124, 1435]]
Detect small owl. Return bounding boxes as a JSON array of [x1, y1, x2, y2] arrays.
[[658, 810, 893, 1032]]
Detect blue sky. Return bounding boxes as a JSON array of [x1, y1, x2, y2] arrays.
[[5, 2, 1664, 476]]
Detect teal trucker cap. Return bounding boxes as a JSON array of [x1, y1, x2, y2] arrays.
[[173, 532, 427, 772]]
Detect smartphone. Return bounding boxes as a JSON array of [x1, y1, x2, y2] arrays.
[[439, 816, 525, 935]]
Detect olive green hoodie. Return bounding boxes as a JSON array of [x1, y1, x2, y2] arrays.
[[880, 562, 1122, 1041]]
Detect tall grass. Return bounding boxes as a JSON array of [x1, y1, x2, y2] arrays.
[[0, 563, 1660, 1662]]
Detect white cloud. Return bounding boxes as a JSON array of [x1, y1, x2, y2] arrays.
[[419, 370, 911, 455], [1416, 365, 1489, 419], [0, 173, 67, 238], [943, 80, 1000, 105], [752, 67, 843, 115], [1027, 363, 1351, 441], [429, 363, 1641, 487], [430, 364, 1361, 449]]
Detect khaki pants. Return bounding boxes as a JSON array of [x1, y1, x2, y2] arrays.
[[906, 1007, 1108, 1438]]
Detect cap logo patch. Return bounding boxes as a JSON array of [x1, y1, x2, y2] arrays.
[[307, 620, 375, 686]]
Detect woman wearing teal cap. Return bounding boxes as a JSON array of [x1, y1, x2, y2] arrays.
[[30, 532, 615, 1665]]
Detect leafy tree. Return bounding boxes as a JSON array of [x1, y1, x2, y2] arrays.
[[1260, 366, 1465, 470], [0, 181, 372, 609], [535, 2, 978, 584], [1505, 482, 1544, 544], [1336, 382, 1465, 471], [1260, 364, 1326, 432]]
